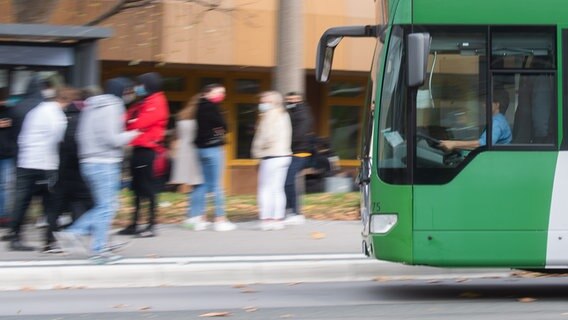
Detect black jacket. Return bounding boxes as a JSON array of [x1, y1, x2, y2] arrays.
[[194, 98, 227, 148], [288, 102, 314, 154], [0, 76, 44, 159]]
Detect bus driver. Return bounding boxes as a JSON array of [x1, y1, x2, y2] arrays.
[[438, 90, 512, 151]]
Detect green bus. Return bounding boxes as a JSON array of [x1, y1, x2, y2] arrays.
[[316, 0, 568, 269]]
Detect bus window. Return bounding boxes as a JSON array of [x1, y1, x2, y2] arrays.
[[415, 27, 487, 168], [491, 27, 557, 146], [378, 26, 406, 173], [493, 73, 555, 145]]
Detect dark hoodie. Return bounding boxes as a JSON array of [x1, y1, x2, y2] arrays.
[[0, 76, 44, 158], [137, 72, 163, 95]]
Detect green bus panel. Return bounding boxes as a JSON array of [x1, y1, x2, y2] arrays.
[[414, 231, 546, 267], [369, 179, 413, 264], [412, 0, 568, 25], [414, 152, 557, 231]]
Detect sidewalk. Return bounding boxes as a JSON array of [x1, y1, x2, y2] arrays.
[[0, 220, 512, 290]]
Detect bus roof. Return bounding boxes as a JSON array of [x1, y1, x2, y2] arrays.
[[392, 0, 568, 25]]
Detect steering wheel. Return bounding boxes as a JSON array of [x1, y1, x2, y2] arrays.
[[416, 132, 441, 146]]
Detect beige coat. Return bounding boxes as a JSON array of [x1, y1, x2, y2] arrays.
[[251, 107, 292, 159], [170, 120, 204, 185]]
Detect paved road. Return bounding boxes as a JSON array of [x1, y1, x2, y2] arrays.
[[1, 276, 568, 319]]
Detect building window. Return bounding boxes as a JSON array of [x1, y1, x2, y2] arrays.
[[162, 76, 186, 92], [236, 103, 258, 159], [329, 105, 361, 160], [235, 79, 261, 94]]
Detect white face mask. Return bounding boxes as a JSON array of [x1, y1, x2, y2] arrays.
[[286, 103, 297, 109], [258, 103, 272, 113]]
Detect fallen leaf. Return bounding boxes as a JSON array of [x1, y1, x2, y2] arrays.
[[427, 280, 441, 284], [240, 288, 258, 293], [518, 297, 537, 303], [455, 278, 470, 283], [280, 315, 294, 318], [243, 306, 258, 312], [53, 285, 71, 290], [139, 306, 151, 311], [373, 276, 391, 282], [20, 286, 35, 292], [199, 311, 231, 317], [232, 284, 248, 289], [311, 232, 326, 240], [287, 282, 302, 286]]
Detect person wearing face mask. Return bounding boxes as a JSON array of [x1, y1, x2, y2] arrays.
[[118, 72, 169, 238], [3, 86, 69, 252], [251, 91, 292, 231], [184, 83, 236, 232], [283, 92, 314, 226], [54, 78, 140, 263]]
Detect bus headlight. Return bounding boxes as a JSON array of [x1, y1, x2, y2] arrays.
[[370, 214, 398, 234]]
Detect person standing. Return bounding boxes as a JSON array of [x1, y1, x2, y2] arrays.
[[251, 91, 292, 230], [118, 72, 169, 238], [184, 84, 236, 232], [52, 88, 94, 227], [170, 94, 204, 225], [4, 86, 68, 252], [0, 98, 15, 228], [283, 92, 314, 225], [55, 78, 139, 263]]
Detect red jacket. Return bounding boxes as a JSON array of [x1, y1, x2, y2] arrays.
[[126, 92, 169, 151]]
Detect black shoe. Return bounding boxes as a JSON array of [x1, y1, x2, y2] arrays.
[[117, 225, 137, 235], [42, 243, 64, 254], [1, 232, 17, 242], [9, 240, 34, 251]]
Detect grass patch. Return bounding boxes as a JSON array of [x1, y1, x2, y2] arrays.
[[115, 191, 360, 226]]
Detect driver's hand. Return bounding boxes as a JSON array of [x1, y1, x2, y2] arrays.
[[438, 140, 456, 152]]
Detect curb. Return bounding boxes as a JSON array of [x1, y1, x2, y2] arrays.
[[0, 254, 512, 291]]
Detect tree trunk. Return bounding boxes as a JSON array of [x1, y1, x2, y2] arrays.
[[274, 0, 304, 95], [12, 0, 59, 24]]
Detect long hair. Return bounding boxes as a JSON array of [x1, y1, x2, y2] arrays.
[[178, 93, 201, 121]]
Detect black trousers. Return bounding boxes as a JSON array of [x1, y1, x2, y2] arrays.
[[10, 168, 58, 244], [130, 147, 157, 227]]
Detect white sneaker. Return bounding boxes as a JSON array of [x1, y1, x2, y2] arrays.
[[259, 221, 273, 231], [283, 214, 306, 225], [214, 221, 237, 232], [53, 231, 88, 255], [271, 221, 285, 230], [182, 216, 210, 231]]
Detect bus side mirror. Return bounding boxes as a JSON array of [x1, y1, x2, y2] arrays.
[[407, 33, 431, 87], [316, 25, 383, 83]]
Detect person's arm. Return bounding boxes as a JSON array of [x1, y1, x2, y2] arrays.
[[438, 139, 480, 151], [105, 103, 139, 147]]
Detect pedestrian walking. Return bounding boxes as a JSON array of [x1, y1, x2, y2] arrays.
[[183, 84, 236, 232], [251, 91, 292, 231], [3, 84, 68, 252], [283, 92, 314, 225], [55, 78, 139, 263], [0, 96, 16, 228], [118, 72, 169, 238]]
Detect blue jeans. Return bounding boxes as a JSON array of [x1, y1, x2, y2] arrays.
[[68, 163, 120, 254], [0, 158, 15, 219], [189, 147, 225, 218], [284, 156, 309, 215]]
